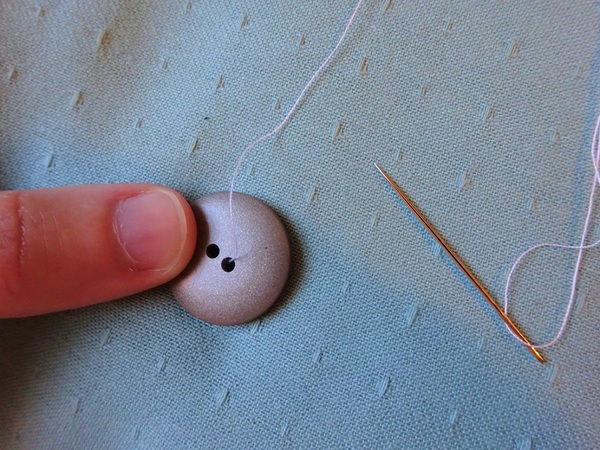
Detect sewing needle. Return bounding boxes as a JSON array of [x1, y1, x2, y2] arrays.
[[374, 163, 545, 363]]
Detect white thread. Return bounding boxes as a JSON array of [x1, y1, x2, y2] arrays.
[[504, 114, 600, 349], [228, 0, 365, 259]]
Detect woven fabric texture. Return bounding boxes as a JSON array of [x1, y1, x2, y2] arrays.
[[1, 1, 599, 448]]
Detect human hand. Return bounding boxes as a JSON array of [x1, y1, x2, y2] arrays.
[[0, 184, 196, 318]]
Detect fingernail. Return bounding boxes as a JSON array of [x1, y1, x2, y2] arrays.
[[115, 190, 187, 271]]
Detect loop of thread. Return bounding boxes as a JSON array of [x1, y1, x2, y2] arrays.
[[227, 0, 365, 260], [504, 114, 600, 349]]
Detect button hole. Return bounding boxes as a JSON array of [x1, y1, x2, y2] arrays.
[[221, 257, 235, 272], [206, 244, 220, 258]]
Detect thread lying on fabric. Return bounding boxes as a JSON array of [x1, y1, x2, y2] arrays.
[[221, 0, 595, 354], [227, 0, 365, 260], [504, 114, 600, 349]]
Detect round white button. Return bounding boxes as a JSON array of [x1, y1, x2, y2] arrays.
[[171, 192, 290, 325]]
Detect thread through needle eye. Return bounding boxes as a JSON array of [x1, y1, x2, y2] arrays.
[[374, 163, 545, 363]]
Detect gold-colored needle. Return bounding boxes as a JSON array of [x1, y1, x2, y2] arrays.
[[374, 163, 545, 363]]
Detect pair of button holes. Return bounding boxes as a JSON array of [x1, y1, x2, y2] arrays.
[[206, 244, 235, 272]]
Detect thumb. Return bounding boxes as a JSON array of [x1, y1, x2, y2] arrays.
[[0, 184, 196, 318]]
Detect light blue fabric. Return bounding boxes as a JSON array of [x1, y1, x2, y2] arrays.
[[1, 0, 600, 448]]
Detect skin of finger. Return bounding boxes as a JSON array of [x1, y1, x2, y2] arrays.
[[0, 184, 197, 318]]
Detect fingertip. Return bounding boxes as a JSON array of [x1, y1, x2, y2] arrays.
[[118, 186, 200, 282], [0, 184, 198, 318], [149, 187, 197, 279]]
